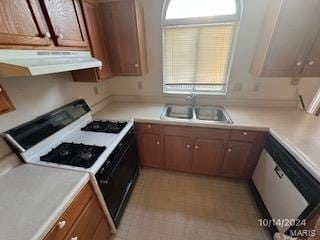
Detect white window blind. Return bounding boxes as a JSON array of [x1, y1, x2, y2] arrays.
[[163, 25, 235, 93], [161, 0, 240, 94]]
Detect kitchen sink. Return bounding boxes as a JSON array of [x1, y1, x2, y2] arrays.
[[163, 105, 194, 119], [195, 106, 233, 123], [161, 105, 233, 123]]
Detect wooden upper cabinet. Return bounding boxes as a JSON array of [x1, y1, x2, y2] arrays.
[[251, 0, 320, 78], [0, 0, 52, 47], [81, 0, 112, 79], [41, 0, 89, 48], [0, 84, 15, 115], [301, 32, 320, 77], [101, 0, 148, 76], [191, 139, 225, 175]]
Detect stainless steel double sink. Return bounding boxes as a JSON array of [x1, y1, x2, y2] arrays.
[[161, 105, 233, 124]]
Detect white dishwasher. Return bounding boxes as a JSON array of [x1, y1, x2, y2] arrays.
[[250, 135, 320, 235]]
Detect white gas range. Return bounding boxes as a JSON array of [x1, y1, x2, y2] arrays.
[[3, 99, 140, 231]]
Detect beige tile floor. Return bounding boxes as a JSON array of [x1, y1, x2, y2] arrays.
[[112, 168, 271, 240]]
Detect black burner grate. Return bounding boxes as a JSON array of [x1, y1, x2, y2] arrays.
[[40, 143, 106, 168], [81, 121, 127, 134]]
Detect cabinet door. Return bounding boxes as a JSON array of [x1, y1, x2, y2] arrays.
[[92, 217, 111, 240], [101, 0, 147, 75], [64, 197, 103, 240], [191, 139, 225, 175], [164, 135, 191, 172], [221, 141, 253, 178], [0, 0, 52, 46], [42, 0, 89, 47], [260, 0, 320, 77], [301, 32, 320, 77], [81, 0, 112, 80], [138, 133, 164, 168], [0, 85, 15, 115]]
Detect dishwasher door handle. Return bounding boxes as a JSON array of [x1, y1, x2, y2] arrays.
[[274, 165, 284, 179]]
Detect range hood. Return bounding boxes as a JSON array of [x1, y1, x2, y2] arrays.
[[0, 50, 102, 77]]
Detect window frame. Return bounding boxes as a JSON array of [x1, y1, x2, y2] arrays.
[[161, 0, 242, 95]]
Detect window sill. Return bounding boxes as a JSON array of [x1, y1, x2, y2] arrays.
[[163, 90, 227, 96]]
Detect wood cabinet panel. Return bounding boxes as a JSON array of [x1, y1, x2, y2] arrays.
[[138, 133, 164, 168], [42, 0, 89, 48], [0, 85, 15, 115], [191, 139, 225, 175], [92, 217, 111, 240], [164, 135, 191, 172], [64, 197, 103, 240], [101, 0, 148, 76], [44, 184, 93, 240], [0, 0, 52, 46], [81, 0, 112, 80], [230, 130, 259, 142], [221, 141, 253, 178], [251, 0, 320, 77]]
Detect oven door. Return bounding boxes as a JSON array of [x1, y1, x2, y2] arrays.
[[96, 134, 139, 227]]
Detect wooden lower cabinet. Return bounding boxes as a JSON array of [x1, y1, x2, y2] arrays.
[[164, 135, 191, 172], [138, 133, 164, 168], [44, 183, 111, 240], [191, 138, 225, 175], [0, 84, 15, 115], [220, 141, 253, 178], [135, 123, 266, 179]]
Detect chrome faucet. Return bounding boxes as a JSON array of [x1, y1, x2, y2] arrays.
[[186, 92, 196, 106]]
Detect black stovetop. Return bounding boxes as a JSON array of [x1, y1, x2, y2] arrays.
[[40, 142, 106, 168], [81, 121, 127, 134]]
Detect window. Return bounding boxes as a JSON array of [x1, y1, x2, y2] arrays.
[[162, 0, 241, 94]]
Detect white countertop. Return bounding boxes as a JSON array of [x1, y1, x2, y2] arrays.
[[0, 164, 90, 240], [94, 102, 320, 182]]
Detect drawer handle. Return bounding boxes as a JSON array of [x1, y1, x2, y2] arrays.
[[186, 144, 190, 148], [44, 32, 51, 39], [243, 132, 248, 136], [71, 237, 78, 240], [58, 220, 66, 229], [58, 33, 64, 39], [156, 141, 160, 145], [228, 148, 232, 152], [194, 146, 199, 149], [147, 124, 151, 128]]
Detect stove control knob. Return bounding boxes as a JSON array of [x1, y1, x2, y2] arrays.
[[100, 180, 109, 184], [58, 220, 66, 229]]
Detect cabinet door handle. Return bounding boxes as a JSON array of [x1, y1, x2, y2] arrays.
[[308, 61, 315, 66], [186, 144, 190, 148], [71, 237, 78, 240], [228, 148, 232, 152], [296, 61, 302, 66], [194, 146, 199, 149], [58, 33, 64, 39], [57, 220, 66, 229], [44, 32, 51, 39], [147, 124, 151, 128], [134, 63, 139, 68], [243, 132, 248, 136], [156, 141, 160, 145]]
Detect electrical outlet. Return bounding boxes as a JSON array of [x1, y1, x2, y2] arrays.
[[138, 81, 143, 90], [290, 77, 301, 86], [93, 86, 99, 96]]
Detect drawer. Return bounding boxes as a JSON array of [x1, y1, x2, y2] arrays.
[[135, 123, 162, 134], [44, 183, 93, 240], [64, 197, 104, 240], [230, 130, 260, 142]]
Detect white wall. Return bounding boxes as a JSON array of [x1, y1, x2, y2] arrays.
[[104, 0, 320, 106], [0, 73, 111, 132]]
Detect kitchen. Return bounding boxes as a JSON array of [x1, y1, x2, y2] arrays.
[[0, 0, 320, 240]]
